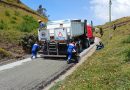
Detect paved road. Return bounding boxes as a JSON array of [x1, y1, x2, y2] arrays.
[[0, 37, 99, 90], [0, 58, 71, 90]]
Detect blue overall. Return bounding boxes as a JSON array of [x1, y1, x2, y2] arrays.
[[32, 44, 39, 58], [67, 43, 76, 61], [39, 22, 46, 29]]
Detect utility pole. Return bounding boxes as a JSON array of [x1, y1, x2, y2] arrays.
[[109, 0, 112, 39], [109, 0, 112, 22]]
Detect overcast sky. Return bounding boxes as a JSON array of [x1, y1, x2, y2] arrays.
[[21, 0, 130, 25]]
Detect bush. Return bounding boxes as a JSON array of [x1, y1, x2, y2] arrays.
[[20, 34, 37, 53], [14, 11, 20, 16], [125, 49, 130, 62], [18, 15, 38, 32], [122, 35, 130, 43], [12, 16, 17, 20], [0, 48, 12, 59], [10, 20, 16, 24], [5, 10, 10, 17], [0, 20, 7, 30]]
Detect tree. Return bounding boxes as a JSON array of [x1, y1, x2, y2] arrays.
[[16, 0, 21, 3], [37, 5, 47, 17]]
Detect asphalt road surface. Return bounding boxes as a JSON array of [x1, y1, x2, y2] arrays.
[[0, 37, 99, 90], [0, 57, 71, 90]]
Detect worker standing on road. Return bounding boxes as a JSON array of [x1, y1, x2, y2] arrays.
[[99, 27, 103, 37], [31, 41, 40, 59], [67, 40, 76, 64]]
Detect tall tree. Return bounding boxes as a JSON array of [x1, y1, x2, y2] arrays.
[[37, 5, 47, 16], [17, 0, 21, 3]]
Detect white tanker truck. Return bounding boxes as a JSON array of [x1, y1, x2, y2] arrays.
[[38, 19, 94, 57]]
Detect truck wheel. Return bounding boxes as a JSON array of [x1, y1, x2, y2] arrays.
[[84, 39, 90, 48], [77, 44, 82, 53], [75, 56, 80, 63], [79, 43, 83, 53]]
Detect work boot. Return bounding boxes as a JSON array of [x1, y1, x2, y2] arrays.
[[67, 59, 70, 64], [31, 56, 36, 59]]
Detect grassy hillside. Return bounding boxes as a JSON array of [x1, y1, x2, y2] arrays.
[[0, 0, 47, 60], [51, 17, 130, 90]]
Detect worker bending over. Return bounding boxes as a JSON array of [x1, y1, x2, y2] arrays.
[[67, 40, 76, 64], [31, 41, 40, 59]]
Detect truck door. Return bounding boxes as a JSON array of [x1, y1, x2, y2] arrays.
[[86, 25, 93, 38], [54, 28, 67, 40]]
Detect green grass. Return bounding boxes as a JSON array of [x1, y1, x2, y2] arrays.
[[50, 20, 130, 90], [0, 1, 47, 60], [18, 15, 39, 32]]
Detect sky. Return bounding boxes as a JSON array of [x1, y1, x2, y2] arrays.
[[21, 0, 130, 25]]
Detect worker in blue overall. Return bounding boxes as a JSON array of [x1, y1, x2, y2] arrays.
[[31, 41, 40, 59], [38, 20, 46, 29], [67, 40, 76, 64]]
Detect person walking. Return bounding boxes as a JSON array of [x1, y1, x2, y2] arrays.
[[113, 24, 116, 30], [67, 40, 76, 64], [99, 27, 103, 37], [31, 41, 40, 59]]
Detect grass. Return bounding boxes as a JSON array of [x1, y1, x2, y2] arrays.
[[0, 48, 12, 59], [50, 20, 130, 90], [0, 1, 47, 60], [18, 15, 39, 32]]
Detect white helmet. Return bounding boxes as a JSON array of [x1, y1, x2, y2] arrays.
[[38, 20, 42, 23]]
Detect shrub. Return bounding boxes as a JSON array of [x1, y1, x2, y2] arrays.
[[0, 48, 12, 59], [0, 20, 7, 30], [14, 11, 20, 16], [10, 20, 16, 24], [5, 10, 10, 17], [20, 34, 37, 53], [122, 35, 130, 43], [125, 49, 130, 62], [18, 15, 38, 32], [12, 16, 17, 20]]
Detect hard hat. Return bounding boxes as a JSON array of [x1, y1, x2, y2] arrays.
[[38, 20, 42, 22]]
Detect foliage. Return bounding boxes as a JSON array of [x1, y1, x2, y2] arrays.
[[37, 4, 48, 19], [14, 11, 20, 16], [18, 15, 39, 32], [0, 48, 12, 59], [0, 20, 7, 30], [5, 10, 11, 17], [20, 34, 37, 53], [122, 35, 130, 44]]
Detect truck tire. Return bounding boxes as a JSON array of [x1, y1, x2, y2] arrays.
[[79, 43, 83, 53], [76, 43, 82, 53], [84, 38, 90, 49]]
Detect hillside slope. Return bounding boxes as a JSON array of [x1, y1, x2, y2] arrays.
[[0, 0, 47, 61], [51, 17, 130, 90]]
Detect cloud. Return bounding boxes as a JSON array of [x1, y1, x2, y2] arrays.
[[90, 0, 130, 24]]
